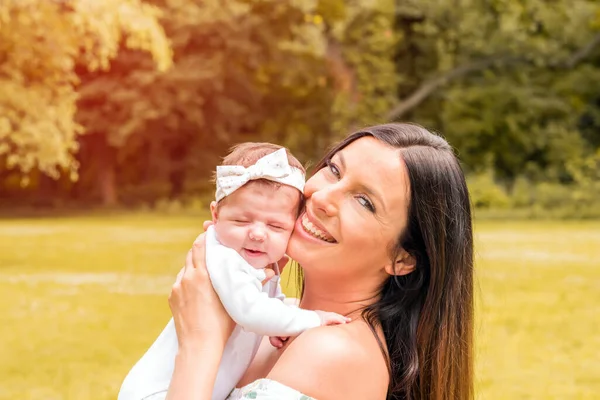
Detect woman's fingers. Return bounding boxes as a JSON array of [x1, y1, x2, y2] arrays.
[[169, 266, 185, 309], [269, 336, 285, 349], [176, 265, 186, 284], [180, 250, 194, 286], [183, 250, 193, 273], [193, 231, 206, 245], [261, 267, 276, 286], [203, 220, 214, 231], [191, 233, 207, 270], [276, 255, 290, 273]]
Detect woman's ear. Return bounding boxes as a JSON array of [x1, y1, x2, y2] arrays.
[[384, 249, 416, 276], [209, 201, 219, 223]]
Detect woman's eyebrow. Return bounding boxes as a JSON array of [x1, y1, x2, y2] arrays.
[[337, 152, 346, 169]]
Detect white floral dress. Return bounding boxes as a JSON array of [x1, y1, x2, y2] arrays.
[[226, 379, 315, 400]]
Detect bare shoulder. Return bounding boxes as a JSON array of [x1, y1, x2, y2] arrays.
[[266, 320, 389, 400]]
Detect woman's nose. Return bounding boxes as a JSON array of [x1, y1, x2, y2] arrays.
[[249, 225, 267, 241], [310, 182, 340, 218]]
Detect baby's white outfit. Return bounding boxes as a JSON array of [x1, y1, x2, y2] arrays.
[[118, 226, 321, 400]]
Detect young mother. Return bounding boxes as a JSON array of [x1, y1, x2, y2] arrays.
[[167, 123, 474, 400]]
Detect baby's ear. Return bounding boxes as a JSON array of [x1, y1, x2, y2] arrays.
[[210, 201, 218, 223]]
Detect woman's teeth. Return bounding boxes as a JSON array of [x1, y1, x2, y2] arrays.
[[301, 214, 335, 243]]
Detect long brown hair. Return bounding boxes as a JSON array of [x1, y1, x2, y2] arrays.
[[308, 123, 474, 400]]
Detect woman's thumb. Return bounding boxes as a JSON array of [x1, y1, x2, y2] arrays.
[[203, 220, 214, 231]]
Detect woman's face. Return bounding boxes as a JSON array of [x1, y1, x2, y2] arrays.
[[287, 137, 411, 281]]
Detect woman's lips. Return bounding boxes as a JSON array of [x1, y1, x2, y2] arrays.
[[296, 212, 337, 244], [304, 209, 334, 238]]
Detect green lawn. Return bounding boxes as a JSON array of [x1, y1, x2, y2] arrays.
[[0, 214, 598, 399]]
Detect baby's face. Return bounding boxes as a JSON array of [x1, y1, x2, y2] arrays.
[[211, 182, 301, 269]]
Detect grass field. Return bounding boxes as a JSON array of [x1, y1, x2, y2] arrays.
[[0, 213, 598, 399]]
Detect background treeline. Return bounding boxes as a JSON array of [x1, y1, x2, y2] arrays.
[[1, 0, 599, 217]]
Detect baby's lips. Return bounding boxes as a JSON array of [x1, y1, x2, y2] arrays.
[[244, 248, 265, 253]]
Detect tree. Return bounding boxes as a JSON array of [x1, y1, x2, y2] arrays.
[[0, 0, 171, 189], [381, 0, 600, 185], [321, 0, 398, 138], [74, 0, 329, 204], [389, 0, 600, 121], [4, 0, 600, 209]]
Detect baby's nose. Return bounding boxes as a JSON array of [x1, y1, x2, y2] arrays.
[[249, 226, 266, 241]]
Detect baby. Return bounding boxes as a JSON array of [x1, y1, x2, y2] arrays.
[[118, 143, 348, 400]]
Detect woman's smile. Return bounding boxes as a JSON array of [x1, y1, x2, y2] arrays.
[[294, 212, 337, 244], [302, 211, 336, 243]]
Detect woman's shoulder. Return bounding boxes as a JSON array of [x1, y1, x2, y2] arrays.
[[266, 320, 389, 399]]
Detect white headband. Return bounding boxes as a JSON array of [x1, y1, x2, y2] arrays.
[[215, 148, 305, 202]]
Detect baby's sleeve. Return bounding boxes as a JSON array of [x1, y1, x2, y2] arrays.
[[205, 227, 321, 336]]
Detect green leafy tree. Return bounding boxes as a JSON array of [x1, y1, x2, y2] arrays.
[[388, 0, 600, 185]]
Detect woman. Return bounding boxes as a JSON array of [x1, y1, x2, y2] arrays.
[[167, 123, 474, 400]]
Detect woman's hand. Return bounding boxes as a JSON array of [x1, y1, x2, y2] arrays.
[[166, 234, 234, 400], [169, 234, 235, 351], [168, 226, 278, 350]]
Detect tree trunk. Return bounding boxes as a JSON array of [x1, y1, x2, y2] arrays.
[[93, 133, 118, 206], [168, 142, 187, 199], [35, 173, 56, 207]]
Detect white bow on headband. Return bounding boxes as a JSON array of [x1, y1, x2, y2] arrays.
[[215, 148, 305, 202]]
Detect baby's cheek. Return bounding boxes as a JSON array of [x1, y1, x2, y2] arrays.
[[271, 232, 291, 259], [219, 225, 247, 251]]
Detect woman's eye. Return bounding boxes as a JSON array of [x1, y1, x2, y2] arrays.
[[326, 160, 341, 178], [357, 196, 375, 212]]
